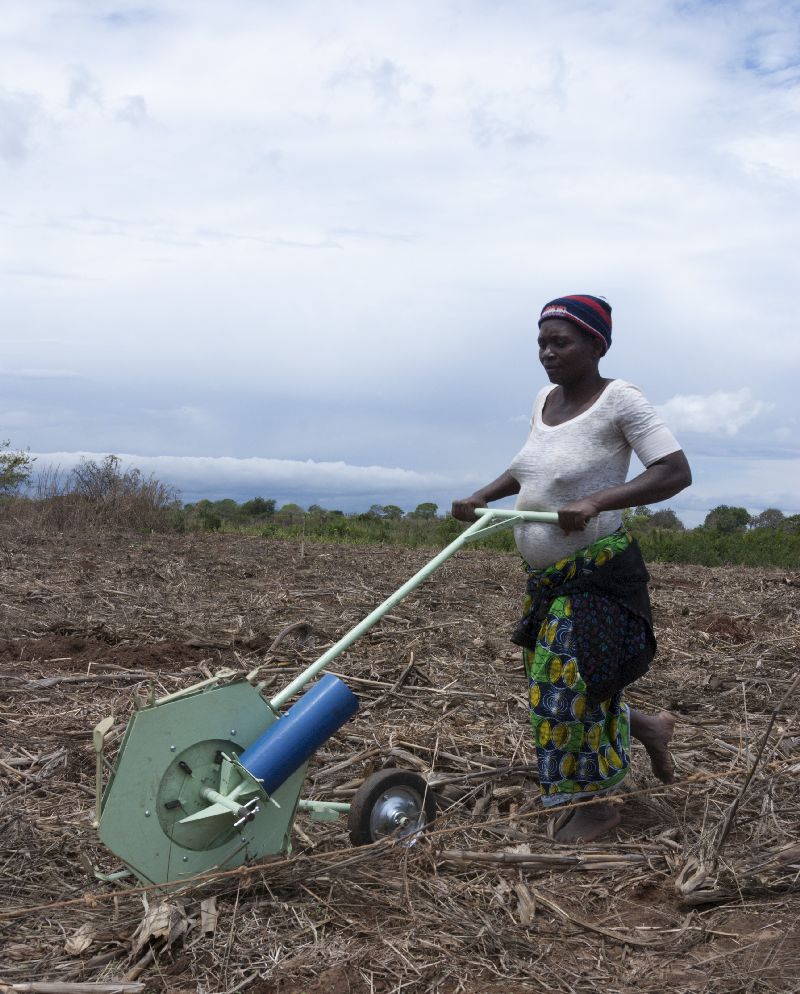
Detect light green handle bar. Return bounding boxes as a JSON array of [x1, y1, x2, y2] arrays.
[[269, 508, 558, 709]]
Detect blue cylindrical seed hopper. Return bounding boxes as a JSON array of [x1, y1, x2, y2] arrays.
[[239, 673, 359, 795]]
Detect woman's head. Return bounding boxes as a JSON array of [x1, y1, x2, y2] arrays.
[[538, 294, 612, 355]]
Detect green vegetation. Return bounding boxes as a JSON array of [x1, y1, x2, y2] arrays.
[[181, 499, 490, 549], [174, 497, 800, 566], [630, 504, 800, 567], [2, 440, 798, 565], [0, 440, 33, 495]]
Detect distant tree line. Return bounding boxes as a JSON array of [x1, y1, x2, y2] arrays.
[[623, 503, 800, 535], [181, 494, 800, 565], [2, 441, 799, 565], [182, 497, 442, 532], [622, 503, 800, 566]]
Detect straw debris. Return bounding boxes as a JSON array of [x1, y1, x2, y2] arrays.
[[1, 529, 798, 993]]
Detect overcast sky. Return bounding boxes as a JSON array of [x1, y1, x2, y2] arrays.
[[2, 0, 799, 524]]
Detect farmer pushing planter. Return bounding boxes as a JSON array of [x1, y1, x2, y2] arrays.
[[93, 294, 691, 883], [453, 293, 692, 842]]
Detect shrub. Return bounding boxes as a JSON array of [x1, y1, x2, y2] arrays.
[[7, 453, 180, 534], [242, 497, 276, 517], [703, 505, 751, 534], [0, 440, 33, 496]]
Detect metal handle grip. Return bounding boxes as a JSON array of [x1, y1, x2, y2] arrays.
[[475, 508, 559, 523]]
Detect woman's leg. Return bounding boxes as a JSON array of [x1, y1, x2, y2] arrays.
[[525, 596, 631, 843], [629, 708, 676, 784], [552, 709, 675, 841]]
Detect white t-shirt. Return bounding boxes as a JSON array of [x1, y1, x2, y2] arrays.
[[508, 379, 681, 569]]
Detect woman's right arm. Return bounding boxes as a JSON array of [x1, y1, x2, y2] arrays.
[[451, 470, 520, 521]]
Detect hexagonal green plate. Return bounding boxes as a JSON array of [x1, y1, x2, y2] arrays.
[[98, 680, 307, 886]]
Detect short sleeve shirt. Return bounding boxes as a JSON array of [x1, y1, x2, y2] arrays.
[[508, 379, 681, 568]]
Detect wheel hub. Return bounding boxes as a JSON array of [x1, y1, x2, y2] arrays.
[[369, 786, 427, 841]]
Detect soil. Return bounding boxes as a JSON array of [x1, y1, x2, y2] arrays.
[[0, 529, 798, 993]]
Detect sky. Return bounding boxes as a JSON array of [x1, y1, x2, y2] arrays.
[[2, 0, 800, 525]]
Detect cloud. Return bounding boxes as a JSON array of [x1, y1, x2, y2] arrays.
[[0, 262, 97, 281], [3, 368, 82, 379], [67, 65, 102, 109], [657, 389, 771, 437], [101, 7, 161, 29], [727, 133, 800, 181], [328, 56, 434, 106], [469, 105, 541, 149], [0, 88, 41, 163], [2, 0, 800, 519], [115, 95, 150, 127], [139, 404, 207, 418], [0, 409, 35, 428], [742, 25, 800, 80], [30, 450, 477, 509]]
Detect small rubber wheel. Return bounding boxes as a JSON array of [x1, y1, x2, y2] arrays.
[[348, 768, 437, 846]]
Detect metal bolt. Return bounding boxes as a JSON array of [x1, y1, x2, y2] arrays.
[[182, 856, 189, 862], [230, 729, 237, 736], [170, 745, 176, 752], [144, 810, 151, 817]]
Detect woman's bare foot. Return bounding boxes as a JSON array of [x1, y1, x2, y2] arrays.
[[553, 801, 621, 843], [630, 708, 676, 784]]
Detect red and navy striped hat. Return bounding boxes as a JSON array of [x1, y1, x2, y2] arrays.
[[538, 294, 612, 354]]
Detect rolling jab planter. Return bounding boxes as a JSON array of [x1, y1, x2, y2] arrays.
[[94, 508, 557, 885]]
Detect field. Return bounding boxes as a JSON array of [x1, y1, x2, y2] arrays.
[[1, 528, 799, 994]]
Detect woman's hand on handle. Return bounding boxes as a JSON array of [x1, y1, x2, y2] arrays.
[[556, 451, 692, 535], [451, 495, 488, 522], [557, 498, 601, 535], [451, 470, 521, 522]]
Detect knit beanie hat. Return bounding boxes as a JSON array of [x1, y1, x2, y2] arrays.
[[538, 294, 612, 354]]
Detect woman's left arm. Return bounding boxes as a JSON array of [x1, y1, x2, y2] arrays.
[[558, 450, 692, 534]]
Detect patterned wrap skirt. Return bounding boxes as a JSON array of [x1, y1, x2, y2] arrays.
[[523, 530, 632, 807]]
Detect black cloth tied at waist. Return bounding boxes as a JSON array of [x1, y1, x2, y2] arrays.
[[511, 537, 656, 707]]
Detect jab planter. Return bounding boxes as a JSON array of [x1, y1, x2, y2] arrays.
[[93, 508, 557, 885]]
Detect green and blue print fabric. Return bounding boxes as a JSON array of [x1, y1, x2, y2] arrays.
[[523, 531, 632, 807]]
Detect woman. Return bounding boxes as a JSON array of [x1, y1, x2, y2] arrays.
[[452, 294, 691, 843]]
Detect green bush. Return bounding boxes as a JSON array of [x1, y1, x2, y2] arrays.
[[195, 498, 800, 566], [635, 523, 800, 567], [0, 440, 34, 495], [242, 497, 276, 517]]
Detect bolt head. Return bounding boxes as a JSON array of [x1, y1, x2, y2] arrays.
[[144, 810, 151, 817]]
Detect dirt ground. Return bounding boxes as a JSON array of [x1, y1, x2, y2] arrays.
[[1, 529, 799, 994]]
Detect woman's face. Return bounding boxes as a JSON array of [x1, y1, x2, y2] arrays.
[[537, 318, 602, 384]]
